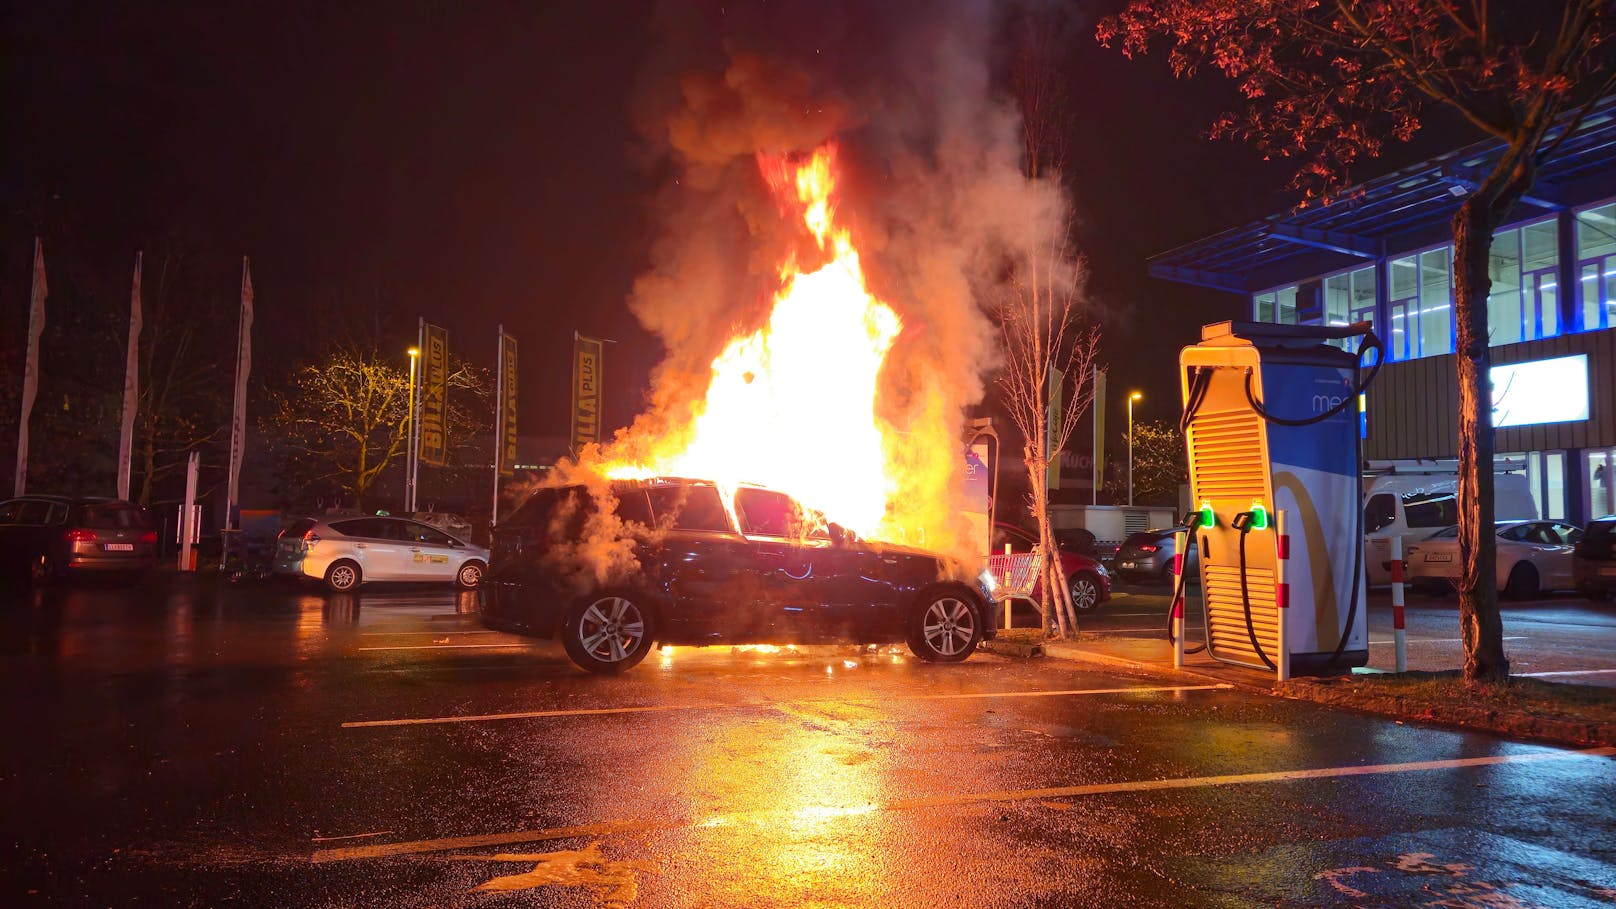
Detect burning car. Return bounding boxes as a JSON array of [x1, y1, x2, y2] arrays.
[[482, 477, 995, 673]]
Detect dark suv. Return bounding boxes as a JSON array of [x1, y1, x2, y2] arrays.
[[482, 478, 995, 673], [1574, 516, 1616, 601], [0, 496, 158, 585]]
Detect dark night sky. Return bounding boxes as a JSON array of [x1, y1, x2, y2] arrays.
[[1, 0, 1473, 452]]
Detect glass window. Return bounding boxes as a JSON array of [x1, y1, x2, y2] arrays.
[[81, 503, 152, 529], [1253, 291, 1274, 322], [1323, 273, 1350, 327], [1253, 286, 1299, 324], [1349, 266, 1377, 326], [992, 524, 1037, 553], [1488, 226, 1523, 345], [735, 488, 809, 538], [0, 500, 24, 524], [1403, 491, 1458, 529], [646, 483, 733, 533], [399, 522, 454, 546], [1419, 248, 1453, 356], [18, 500, 55, 525], [1577, 203, 1616, 332], [1591, 449, 1616, 518], [1363, 494, 1397, 533], [1388, 256, 1419, 360], [613, 489, 653, 529]]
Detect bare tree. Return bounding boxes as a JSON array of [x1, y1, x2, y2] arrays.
[[998, 8, 1104, 639]]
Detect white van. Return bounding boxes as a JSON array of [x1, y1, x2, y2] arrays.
[[1363, 469, 1538, 585]]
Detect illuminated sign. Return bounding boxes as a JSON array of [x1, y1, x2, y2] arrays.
[[1491, 355, 1589, 428]]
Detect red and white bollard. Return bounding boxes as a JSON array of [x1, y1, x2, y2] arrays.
[[1275, 509, 1290, 683], [1389, 534, 1407, 673], [1171, 529, 1188, 669]]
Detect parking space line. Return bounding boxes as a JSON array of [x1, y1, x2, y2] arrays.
[[358, 630, 500, 637], [1517, 668, 1616, 678], [355, 643, 540, 652], [340, 683, 1234, 728], [309, 745, 1614, 863]]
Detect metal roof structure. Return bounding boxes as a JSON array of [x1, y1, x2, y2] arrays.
[[1151, 94, 1616, 294]]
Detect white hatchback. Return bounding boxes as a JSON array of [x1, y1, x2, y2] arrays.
[[274, 515, 488, 592], [1404, 520, 1584, 599]]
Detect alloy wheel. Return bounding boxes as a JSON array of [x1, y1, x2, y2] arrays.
[[921, 597, 976, 657], [577, 597, 646, 664]]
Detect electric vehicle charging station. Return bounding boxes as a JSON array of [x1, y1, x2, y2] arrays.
[[1177, 321, 1381, 677]]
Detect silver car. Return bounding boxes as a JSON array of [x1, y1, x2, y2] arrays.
[[274, 515, 488, 592], [1113, 527, 1199, 585]]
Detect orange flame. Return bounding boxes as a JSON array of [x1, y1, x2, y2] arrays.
[[603, 145, 903, 537]]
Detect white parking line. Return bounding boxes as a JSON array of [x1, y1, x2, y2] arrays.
[[355, 643, 540, 652], [358, 630, 499, 637], [1517, 668, 1616, 678], [340, 683, 1234, 728], [309, 745, 1615, 863]]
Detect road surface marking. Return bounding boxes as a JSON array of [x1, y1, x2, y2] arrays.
[[356, 643, 540, 652], [310, 746, 1615, 863], [311, 830, 393, 843], [340, 684, 1234, 728], [359, 630, 499, 637], [1517, 668, 1616, 678]]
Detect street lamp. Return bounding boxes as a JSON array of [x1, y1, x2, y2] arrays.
[[406, 346, 420, 513], [1127, 391, 1143, 506]]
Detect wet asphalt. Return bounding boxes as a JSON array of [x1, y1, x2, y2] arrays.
[[1, 576, 1614, 908]]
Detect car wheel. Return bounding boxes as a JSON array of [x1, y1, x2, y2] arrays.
[[325, 560, 362, 592], [1157, 563, 1177, 587], [906, 591, 982, 662], [1069, 574, 1103, 615], [563, 594, 655, 674], [1502, 562, 1538, 601], [455, 560, 485, 590]]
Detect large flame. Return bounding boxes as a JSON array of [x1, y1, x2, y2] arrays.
[[603, 145, 903, 537]]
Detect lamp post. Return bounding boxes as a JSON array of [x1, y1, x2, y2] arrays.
[[1127, 391, 1143, 506], [406, 346, 420, 513]]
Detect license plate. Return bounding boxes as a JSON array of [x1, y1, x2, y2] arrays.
[[1119, 561, 1136, 569], [104, 543, 134, 552], [1601, 566, 1616, 577], [1423, 553, 1453, 562]]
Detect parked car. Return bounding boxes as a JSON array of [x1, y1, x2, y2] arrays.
[[273, 515, 488, 591], [1573, 515, 1616, 602], [1403, 520, 1583, 599], [484, 478, 996, 673], [989, 522, 1111, 614], [0, 496, 157, 585], [1113, 528, 1198, 585]]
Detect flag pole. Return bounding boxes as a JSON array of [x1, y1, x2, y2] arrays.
[[492, 325, 505, 528], [117, 252, 143, 501], [408, 317, 423, 513], [15, 238, 47, 497], [226, 258, 253, 531]]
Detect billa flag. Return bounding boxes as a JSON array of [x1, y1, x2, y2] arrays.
[[14, 238, 46, 496], [1092, 366, 1107, 502], [226, 258, 254, 527], [420, 322, 449, 466], [117, 252, 143, 501], [571, 334, 603, 455], [1046, 366, 1063, 490], [499, 331, 518, 477]]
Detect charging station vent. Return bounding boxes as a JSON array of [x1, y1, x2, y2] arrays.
[[1186, 408, 1266, 504]]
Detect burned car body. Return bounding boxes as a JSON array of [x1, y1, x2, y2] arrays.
[[482, 477, 994, 673]]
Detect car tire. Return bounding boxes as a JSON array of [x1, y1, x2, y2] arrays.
[[1502, 562, 1538, 601], [1157, 563, 1177, 587], [562, 593, 655, 674], [455, 560, 485, 590], [325, 559, 362, 592], [906, 589, 982, 663], [1069, 574, 1104, 615]]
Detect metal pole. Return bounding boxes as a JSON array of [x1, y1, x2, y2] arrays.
[[407, 319, 422, 513], [1127, 396, 1135, 506], [1390, 533, 1407, 673], [1172, 528, 1187, 669], [1275, 508, 1290, 683], [178, 451, 199, 572], [491, 325, 505, 528]]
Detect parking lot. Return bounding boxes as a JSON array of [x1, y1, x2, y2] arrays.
[[2, 574, 1614, 907]]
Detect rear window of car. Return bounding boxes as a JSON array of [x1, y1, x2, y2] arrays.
[[282, 518, 318, 539], [1584, 520, 1616, 546], [647, 483, 732, 533], [80, 503, 151, 529]]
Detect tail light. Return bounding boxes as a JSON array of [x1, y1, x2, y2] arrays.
[[302, 530, 321, 549], [139, 531, 158, 545], [1138, 544, 1158, 553], [65, 529, 98, 543]]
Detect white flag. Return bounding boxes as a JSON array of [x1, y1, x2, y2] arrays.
[[226, 257, 253, 528], [15, 238, 47, 497], [117, 252, 143, 501]]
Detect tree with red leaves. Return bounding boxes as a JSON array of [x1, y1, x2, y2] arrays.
[[1098, 1, 1615, 683]]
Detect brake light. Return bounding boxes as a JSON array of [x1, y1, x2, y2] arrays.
[[139, 531, 158, 545], [302, 530, 320, 548], [1139, 544, 1157, 553], [65, 529, 98, 543]]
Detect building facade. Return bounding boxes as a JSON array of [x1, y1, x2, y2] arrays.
[[1152, 96, 1616, 525]]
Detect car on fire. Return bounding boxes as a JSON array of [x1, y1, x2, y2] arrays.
[[482, 477, 996, 673]]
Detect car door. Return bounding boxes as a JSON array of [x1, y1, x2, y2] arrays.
[[398, 520, 459, 581], [733, 487, 827, 641], [1540, 523, 1584, 589], [645, 483, 767, 643], [331, 518, 408, 581]]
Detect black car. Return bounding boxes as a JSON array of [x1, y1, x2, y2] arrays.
[[482, 477, 995, 673], [0, 496, 158, 585], [1574, 515, 1616, 601]]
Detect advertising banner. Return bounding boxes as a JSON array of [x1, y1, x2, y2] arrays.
[[226, 258, 253, 526], [500, 332, 518, 476], [571, 334, 603, 454], [421, 323, 449, 466]]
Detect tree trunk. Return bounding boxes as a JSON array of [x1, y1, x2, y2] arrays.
[[1041, 519, 1077, 636], [1027, 460, 1066, 639], [1451, 200, 1509, 683]]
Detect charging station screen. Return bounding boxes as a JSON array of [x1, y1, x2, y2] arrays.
[[1491, 355, 1589, 428]]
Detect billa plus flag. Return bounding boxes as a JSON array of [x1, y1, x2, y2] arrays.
[[420, 323, 449, 466], [571, 334, 603, 455], [14, 238, 47, 496], [499, 331, 518, 477], [117, 252, 143, 501], [226, 258, 254, 527]]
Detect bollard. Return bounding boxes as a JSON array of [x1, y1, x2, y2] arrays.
[[1390, 534, 1407, 673], [1171, 529, 1187, 669], [1003, 543, 1013, 631], [1275, 509, 1290, 683]]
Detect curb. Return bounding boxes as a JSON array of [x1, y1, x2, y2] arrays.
[[1021, 638, 1264, 691]]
